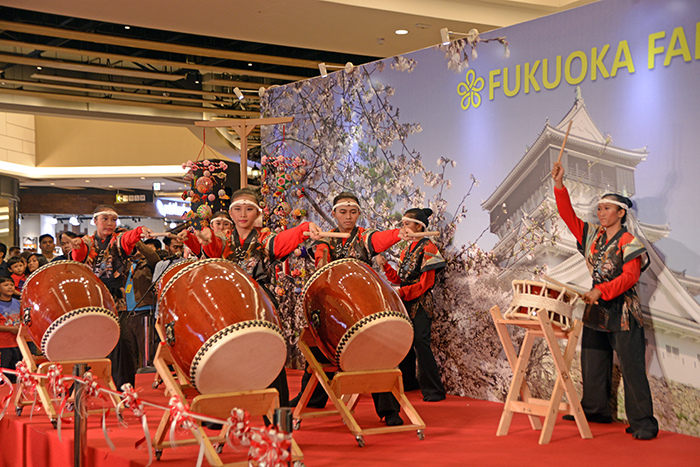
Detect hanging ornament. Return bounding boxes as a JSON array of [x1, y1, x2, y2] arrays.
[[218, 189, 227, 198], [276, 173, 293, 192], [181, 191, 189, 201], [261, 184, 271, 195], [191, 193, 201, 204], [208, 194, 216, 202], [196, 176, 214, 194], [291, 168, 306, 182], [197, 204, 213, 219]]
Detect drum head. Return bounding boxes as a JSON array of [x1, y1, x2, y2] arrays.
[[337, 311, 414, 372], [42, 307, 120, 361], [191, 320, 287, 394]]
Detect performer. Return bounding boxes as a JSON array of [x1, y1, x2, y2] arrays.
[[291, 192, 410, 426], [70, 205, 154, 388], [376, 208, 446, 402], [179, 211, 233, 258], [196, 188, 322, 406], [551, 161, 658, 440]]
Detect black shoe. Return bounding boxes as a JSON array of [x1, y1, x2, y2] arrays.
[[626, 426, 634, 434], [562, 413, 612, 423], [385, 412, 404, 426], [633, 430, 657, 440], [423, 394, 446, 402]]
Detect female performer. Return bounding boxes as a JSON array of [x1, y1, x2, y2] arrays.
[[178, 211, 233, 258], [551, 161, 658, 440], [196, 188, 322, 406], [376, 208, 446, 402], [71, 205, 154, 388], [292, 192, 410, 426]]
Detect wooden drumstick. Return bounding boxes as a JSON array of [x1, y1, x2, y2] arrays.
[[146, 232, 172, 238], [406, 231, 439, 238], [303, 231, 351, 238], [556, 120, 573, 164]]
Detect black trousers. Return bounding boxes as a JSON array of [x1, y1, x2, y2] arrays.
[[398, 307, 445, 400], [0, 346, 22, 383], [109, 313, 138, 389], [270, 367, 290, 407], [580, 319, 658, 434]]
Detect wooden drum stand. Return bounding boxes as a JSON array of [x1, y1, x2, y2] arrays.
[[292, 328, 425, 447], [14, 325, 121, 427], [151, 324, 304, 467], [490, 280, 592, 444]]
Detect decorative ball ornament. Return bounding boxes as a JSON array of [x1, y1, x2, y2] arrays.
[[276, 174, 293, 192], [183, 210, 197, 220], [279, 202, 292, 215], [291, 168, 306, 182], [208, 194, 216, 202], [197, 204, 213, 219], [218, 189, 227, 198], [196, 176, 214, 194]]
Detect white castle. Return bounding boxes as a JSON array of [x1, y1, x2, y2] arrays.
[[481, 91, 700, 388]]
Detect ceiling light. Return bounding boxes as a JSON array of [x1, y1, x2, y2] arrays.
[[169, 222, 177, 229], [85, 179, 90, 182], [50, 182, 55, 185], [49, 216, 58, 225], [124, 25, 131, 30], [395, 29, 409, 35], [69, 216, 80, 226], [195, 80, 200, 84], [140, 177, 146, 179], [440, 28, 451, 45], [37, 66, 42, 70], [234, 87, 244, 100], [318, 63, 328, 78], [248, 63, 253, 67], [109, 185, 113, 188]]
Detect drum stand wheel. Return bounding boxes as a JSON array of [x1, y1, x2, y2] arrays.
[[292, 328, 426, 446], [150, 341, 304, 467], [489, 305, 593, 444], [13, 325, 122, 427]]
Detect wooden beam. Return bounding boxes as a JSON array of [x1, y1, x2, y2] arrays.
[[0, 78, 260, 107], [0, 87, 260, 116], [0, 52, 184, 81], [0, 38, 289, 79], [0, 20, 340, 70], [31, 74, 261, 100]]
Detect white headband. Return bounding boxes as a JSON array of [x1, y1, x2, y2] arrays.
[[92, 210, 118, 220], [332, 201, 361, 212], [598, 198, 629, 211], [229, 198, 262, 212], [401, 216, 426, 229]]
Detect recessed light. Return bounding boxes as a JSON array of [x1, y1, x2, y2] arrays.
[[37, 66, 42, 70], [140, 177, 145, 179], [50, 182, 55, 186], [248, 63, 253, 67], [395, 29, 409, 35], [85, 179, 90, 182], [124, 25, 131, 30]]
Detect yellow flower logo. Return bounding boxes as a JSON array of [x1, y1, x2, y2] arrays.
[[457, 69, 484, 110]]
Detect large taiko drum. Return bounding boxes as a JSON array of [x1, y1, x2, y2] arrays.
[[21, 260, 120, 361], [158, 258, 286, 394], [302, 258, 414, 371], [503, 280, 579, 331]]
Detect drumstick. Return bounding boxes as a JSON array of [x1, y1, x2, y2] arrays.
[[145, 232, 172, 238], [303, 231, 351, 238], [542, 275, 584, 298], [556, 120, 573, 164], [406, 231, 439, 238]]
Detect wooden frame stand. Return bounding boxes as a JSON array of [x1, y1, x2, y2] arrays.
[[490, 305, 592, 444], [292, 328, 425, 447], [151, 342, 303, 466], [14, 325, 121, 426]]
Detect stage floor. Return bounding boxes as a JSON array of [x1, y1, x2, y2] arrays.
[[2, 369, 700, 467]]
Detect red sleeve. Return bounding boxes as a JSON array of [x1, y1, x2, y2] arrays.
[[370, 228, 401, 254], [382, 262, 400, 285], [71, 238, 89, 262], [202, 228, 224, 258], [554, 186, 585, 244], [399, 269, 435, 301], [271, 222, 310, 260], [594, 255, 641, 301], [118, 227, 143, 256], [314, 243, 330, 268], [182, 230, 201, 256]]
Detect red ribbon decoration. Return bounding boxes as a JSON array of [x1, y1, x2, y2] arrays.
[[225, 407, 251, 450], [248, 427, 292, 467], [0, 371, 14, 421]]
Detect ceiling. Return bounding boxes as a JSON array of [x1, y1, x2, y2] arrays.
[[0, 0, 597, 194]]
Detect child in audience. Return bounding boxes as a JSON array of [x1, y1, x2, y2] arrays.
[[0, 276, 22, 382]]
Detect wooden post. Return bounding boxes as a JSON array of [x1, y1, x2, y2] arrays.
[[195, 117, 294, 188]]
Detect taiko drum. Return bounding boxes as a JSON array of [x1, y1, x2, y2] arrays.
[[21, 260, 120, 361], [302, 258, 414, 371], [158, 258, 286, 394]]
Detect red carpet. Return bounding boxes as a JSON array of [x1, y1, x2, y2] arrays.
[[2, 369, 700, 467]]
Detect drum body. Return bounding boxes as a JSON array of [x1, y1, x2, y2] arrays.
[[302, 258, 413, 371], [503, 280, 579, 330], [158, 258, 286, 394], [155, 258, 196, 302], [21, 260, 119, 361]]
